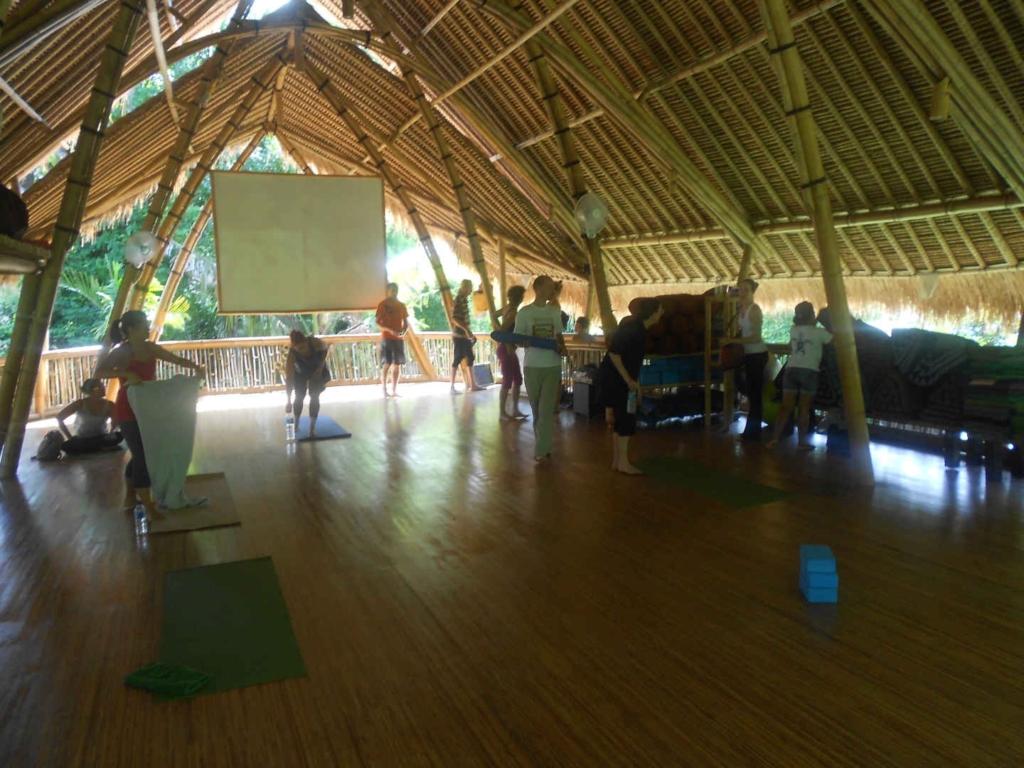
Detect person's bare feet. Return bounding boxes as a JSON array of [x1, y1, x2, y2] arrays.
[[382, 388, 389, 398], [615, 463, 644, 475], [391, 391, 401, 398], [451, 388, 462, 396], [500, 413, 514, 421], [534, 454, 551, 463], [469, 386, 485, 392], [797, 442, 815, 451], [513, 412, 529, 420]]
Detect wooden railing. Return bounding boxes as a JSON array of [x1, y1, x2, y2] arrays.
[[0, 331, 514, 418]]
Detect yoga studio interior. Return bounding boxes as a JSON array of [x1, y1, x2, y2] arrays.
[[3, 0, 1024, 764]]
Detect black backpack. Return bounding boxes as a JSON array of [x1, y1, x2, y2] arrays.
[[34, 430, 65, 461], [0, 183, 28, 240]]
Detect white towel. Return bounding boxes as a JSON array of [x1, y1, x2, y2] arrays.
[[127, 375, 208, 510]]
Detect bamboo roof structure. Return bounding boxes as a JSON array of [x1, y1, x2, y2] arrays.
[[2, 0, 1023, 318]]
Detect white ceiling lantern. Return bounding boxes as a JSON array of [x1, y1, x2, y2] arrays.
[[574, 192, 609, 239]]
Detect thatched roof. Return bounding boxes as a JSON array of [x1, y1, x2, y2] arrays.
[[2, 0, 1023, 318]]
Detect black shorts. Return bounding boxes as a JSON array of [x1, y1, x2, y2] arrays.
[[452, 337, 475, 368], [609, 383, 638, 437], [381, 338, 406, 366]]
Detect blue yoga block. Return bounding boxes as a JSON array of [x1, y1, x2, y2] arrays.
[[801, 585, 838, 604], [800, 544, 836, 573], [800, 571, 839, 590]]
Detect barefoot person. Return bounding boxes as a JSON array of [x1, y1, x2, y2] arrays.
[[514, 276, 567, 461], [449, 279, 482, 394], [55, 378, 123, 455], [376, 282, 409, 398], [497, 285, 528, 421], [286, 330, 331, 438], [94, 310, 205, 521], [768, 302, 833, 450], [722, 278, 768, 442], [601, 299, 663, 474]]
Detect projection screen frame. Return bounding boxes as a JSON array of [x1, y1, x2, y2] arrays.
[[211, 171, 387, 315]]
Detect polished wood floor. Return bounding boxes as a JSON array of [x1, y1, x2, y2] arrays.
[[3, 383, 1024, 766]]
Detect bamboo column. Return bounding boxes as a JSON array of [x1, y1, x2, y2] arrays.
[[523, 35, 616, 333], [152, 132, 264, 340], [398, 66, 499, 327], [404, 327, 438, 381], [498, 237, 507, 305], [0, 273, 41, 445], [303, 59, 455, 322], [758, 0, 873, 483], [1, 1, 144, 478], [128, 56, 284, 312], [105, 0, 255, 342]]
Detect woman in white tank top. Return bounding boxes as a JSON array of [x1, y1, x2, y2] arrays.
[[723, 279, 769, 441]]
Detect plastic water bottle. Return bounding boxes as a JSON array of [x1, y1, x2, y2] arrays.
[[626, 391, 637, 415], [285, 414, 296, 442], [134, 503, 148, 536]]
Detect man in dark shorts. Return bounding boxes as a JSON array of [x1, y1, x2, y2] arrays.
[[449, 279, 483, 394], [376, 282, 409, 398]]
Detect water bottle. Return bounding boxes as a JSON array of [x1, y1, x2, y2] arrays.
[[626, 390, 637, 415], [134, 503, 148, 536], [285, 414, 296, 442]]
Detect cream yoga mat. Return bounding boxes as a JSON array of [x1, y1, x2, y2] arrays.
[[148, 473, 239, 534]]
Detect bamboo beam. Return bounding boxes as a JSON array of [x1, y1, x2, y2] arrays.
[[152, 131, 264, 340], [521, 34, 615, 332], [420, 0, 460, 37], [602, 194, 1024, 248], [303, 59, 456, 321], [758, 0, 872, 483], [403, 326, 438, 380], [397, 67, 498, 326], [498, 237, 507, 305], [105, 0, 257, 347], [861, 0, 1024, 200], [477, 0, 759, 253], [1, 0, 143, 478], [129, 55, 285, 311]]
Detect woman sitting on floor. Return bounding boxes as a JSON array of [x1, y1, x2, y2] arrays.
[[286, 330, 332, 438], [55, 378, 123, 455]]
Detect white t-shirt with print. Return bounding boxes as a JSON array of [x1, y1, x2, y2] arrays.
[[513, 303, 563, 368], [788, 325, 833, 370]]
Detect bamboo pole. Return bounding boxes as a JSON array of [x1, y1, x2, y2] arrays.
[[394, 58, 499, 327], [521, 34, 616, 332], [602, 194, 1024, 249], [758, 0, 872, 484], [477, 0, 758, 257], [404, 326, 438, 381], [128, 55, 285, 311], [419, 0, 460, 37], [32, 330, 49, 416], [498, 237, 507, 305], [861, 0, 1024, 201], [0, 273, 40, 446], [105, 3, 256, 349], [152, 131, 264, 340], [303, 60, 456, 322], [1, 1, 144, 478]]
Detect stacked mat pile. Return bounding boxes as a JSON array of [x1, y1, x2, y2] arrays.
[[628, 293, 717, 355], [961, 346, 1024, 438], [892, 329, 977, 386]]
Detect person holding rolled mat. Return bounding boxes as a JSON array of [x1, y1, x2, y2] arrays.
[[95, 310, 205, 521]]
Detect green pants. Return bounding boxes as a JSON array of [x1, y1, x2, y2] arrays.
[[524, 366, 561, 458]]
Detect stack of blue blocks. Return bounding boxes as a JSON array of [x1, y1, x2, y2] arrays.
[[799, 545, 838, 603]]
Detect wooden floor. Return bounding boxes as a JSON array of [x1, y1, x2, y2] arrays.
[[3, 383, 1024, 766]]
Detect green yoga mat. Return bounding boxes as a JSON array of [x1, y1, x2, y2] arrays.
[[638, 456, 793, 508], [160, 557, 306, 700]]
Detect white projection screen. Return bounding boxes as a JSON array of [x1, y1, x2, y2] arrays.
[[211, 172, 387, 313]]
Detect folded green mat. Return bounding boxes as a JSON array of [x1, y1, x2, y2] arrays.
[[124, 662, 213, 696]]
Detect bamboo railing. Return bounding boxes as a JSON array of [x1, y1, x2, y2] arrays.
[[0, 333, 510, 418]]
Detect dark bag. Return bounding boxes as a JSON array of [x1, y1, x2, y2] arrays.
[[0, 184, 29, 239], [34, 430, 66, 461], [719, 342, 745, 371]]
